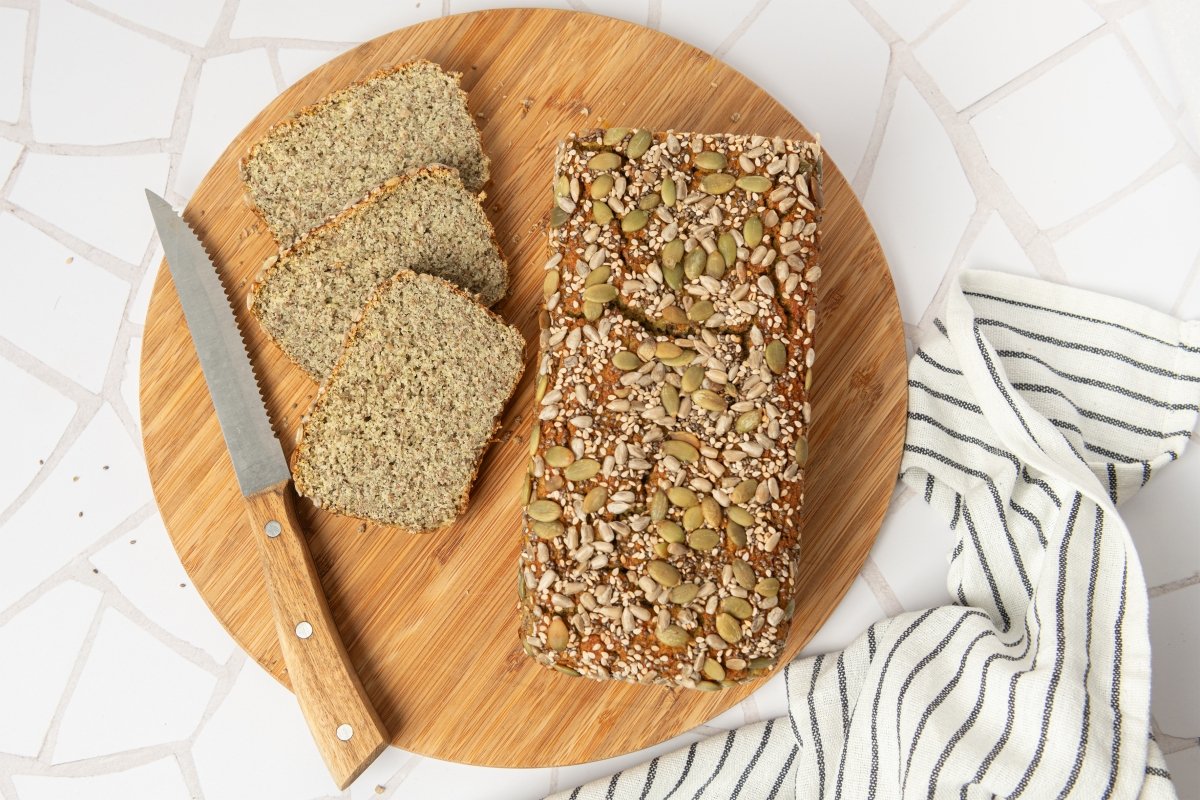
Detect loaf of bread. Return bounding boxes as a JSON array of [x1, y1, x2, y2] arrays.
[[292, 270, 524, 531], [249, 165, 508, 380], [241, 60, 489, 248], [518, 128, 823, 690]]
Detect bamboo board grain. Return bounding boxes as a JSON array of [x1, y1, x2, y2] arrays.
[[140, 8, 906, 768]]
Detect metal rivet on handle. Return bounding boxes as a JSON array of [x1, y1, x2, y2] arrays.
[[265, 520, 282, 538], [295, 621, 313, 639], [336, 724, 354, 741]]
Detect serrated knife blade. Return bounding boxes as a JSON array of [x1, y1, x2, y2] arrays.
[[145, 190, 388, 789], [145, 189, 290, 497]]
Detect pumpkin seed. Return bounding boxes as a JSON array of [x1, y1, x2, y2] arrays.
[[661, 305, 688, 326], [650, 490, 669, 521], [716, 612, 742, 643], [554, 665, 581, 677], [721, 596, 753, 620], [765, 341, 786, 374], [589, 174, 614, 199], [700, 173, 735, 194], [692, 388, 726, 412], [583, 300, 603, 320], [743, 215, 763, 247], [726, 520, 747, 547], [528, 499, 562, 522], [621, 209, 649, 233], [663, 262, 684, 290], [682, 505, 704, 531], [688, 527, 720, 550], [696, 680, 722, 692], [736, 175, 773, 193], [583, 284, 618, 304], [532, 520, 565, 539], [544, 446, 575, 468], [593, 201, 613, 225], [648, 560, 682, 587], [662, 349, 695, 367], [735, 409, 761, 433], [702, 658, 726, 681], [732, 558, 756, 588], [668, 486, 698, 507], [662, 440, 699, 463], [547, 616, 569, 651], [602, 127, 629, 146], [687, 300, 715, 322], [748, 657, 776, 670], [661, 177, 677, 206], [653, 541, 669, 558], [656, 624, 689, 647], [588, 152, 622, 171], [684, 247, 706, 280], [731, 479, 757, 504], [585, 265, 611, 287], [794, 436, 809, 466], [618, 127, 649, 158], [529, 426, 540, 455], [613, 350, 643, 371], [755, 577, 781, 597], [718, 232, 737, 267], [670, 584, 700, 605], [727, 505, 753, 527], [639, 192, 661, 210], [652, 342, 680, 360], [706, 250, 726, 279], [518, 567, 527, 600], [564, 458, 601, 482], [701, 498, 722, 527], [583, 486, 608, 514], [661, 238, 685, 268], [785, 596, 796, 620], [661, 384, 680, 416], [681, 365, 705, 393], [694, 151, 727, 170], [658, 520, 685, 543], [550, 207, 569, 228], [554, 175, 570, 196], [805, 369, 813, 392]]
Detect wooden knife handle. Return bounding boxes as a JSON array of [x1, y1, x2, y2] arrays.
[[246, 481, 388, 790]]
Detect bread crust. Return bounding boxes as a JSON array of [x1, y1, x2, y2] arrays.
[[290, 269, 525, 531], [518, 129, 823, 690]]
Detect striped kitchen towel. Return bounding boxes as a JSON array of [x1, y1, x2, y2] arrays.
[[548, 269, 1200, 799]]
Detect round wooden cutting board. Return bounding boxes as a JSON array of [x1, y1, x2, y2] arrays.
[[140, 8, 906, 767]]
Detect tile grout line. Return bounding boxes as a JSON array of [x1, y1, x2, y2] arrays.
[[858, 557, 905, 617], [850, 45, 902, 198], [711, 0, 773, 60], [64, 0, 203, 56], [34, 596, 109, 763], [646, 0, 662, 30], [2, 201, 140, 282], [1148, 571, 1200, 598], [908, 0, 971, 49]]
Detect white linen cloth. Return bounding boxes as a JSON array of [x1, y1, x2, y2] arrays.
[[547, 269, 1200, 799]]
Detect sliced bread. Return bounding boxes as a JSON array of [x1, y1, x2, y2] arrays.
[[241, 60, 489, 247], [250, 165, 508, 380], [291, 270, 525, 531]]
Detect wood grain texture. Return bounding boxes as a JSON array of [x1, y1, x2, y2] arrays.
[[140, 9, 907, 767], [246, 483, 389, 788]]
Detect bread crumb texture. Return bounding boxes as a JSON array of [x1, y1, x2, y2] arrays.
[[242, 60, 490, 247], [292, 271, 524, 530]]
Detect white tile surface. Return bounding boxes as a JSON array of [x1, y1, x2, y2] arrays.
[[0, 405, 152, 610], [192, 661, 338, 800], [660, 0, 742, 54], [347, 747, 414, 799], [128, 244, 163, 325], [551, 729, 710, 798], [865, 79, 976, 322], [961, 212, 1038, 277], [972, 35, 1175, 229], [1165, 747, 1199, 800], [863, 0, 958, 41], [275, 48, 349, 88], [12, 757, 190, 800], [1124, 446, 1200, 589], [724, 0, 890, 178], [176, 50, 279, 197], [231, 0, 439, 41], [391, 757, 554, 799], [0, 215, 129, 392], [800, 577, 888, 657], [915, 0, 1101, 110], [9, 152, 170, 263], [0, 357, 75, 512], [30, 0, 188, 144], [0, 581, 101, 756], [1120, 7, 1182, 109], [91, 515, 236, 662], [1148, 583, 1200, 738], [0, 136, 22, 183], [119, 335, 141, 426], [1180, 268, 1200, 320], [869, 495, 956, 612], [53, 608, 217, 762], [1055, 164, 1200, 314], [449, 0, 571, 13], [0, 8, 26, 123], [577, 0, 648, 26], [87, 0, 224, 47]]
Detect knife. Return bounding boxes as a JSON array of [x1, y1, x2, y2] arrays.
[[146, 190, 388, 790]]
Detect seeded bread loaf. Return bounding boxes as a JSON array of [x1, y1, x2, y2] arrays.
[[518, 128, 823, 690], [241, 60, 490, 248], [249, 166, 508, 380], [291, 270, 524, 531]]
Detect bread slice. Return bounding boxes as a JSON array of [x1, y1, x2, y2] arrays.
[[249, 166, 508, 380], [291, 271, 525, 531], [241, 60, 489, 248]]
